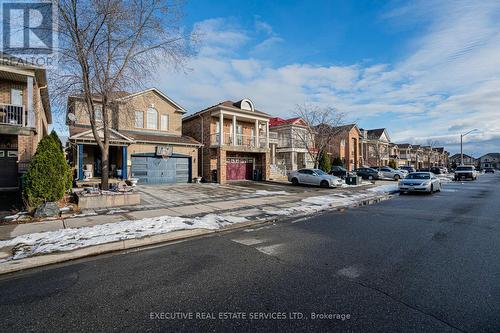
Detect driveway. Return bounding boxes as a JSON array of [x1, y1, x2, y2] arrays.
[[135, 180, 387, 209]]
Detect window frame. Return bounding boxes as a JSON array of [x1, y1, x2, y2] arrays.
[[160, 114, 169, 131], [146, 107, 158, 130], [94, 105, 103, 122], [135, 111, 144, 128]]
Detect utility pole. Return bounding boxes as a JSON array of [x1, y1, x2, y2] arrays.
[[460, 129, 478, 165]]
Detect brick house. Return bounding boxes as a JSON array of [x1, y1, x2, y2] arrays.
[[478, 153, 500, 169], [327, 124, 361, 171], [0, 56, 51, 190], [269, 117, 315, 174], [67, 88, 201, 185], [360, 128, 391, 167], [182, 99, 272, 183]]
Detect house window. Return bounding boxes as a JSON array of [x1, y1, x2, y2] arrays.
[[0, 151, 4, 157], [340, 139, 346, 147], [135, 111, 144, 128], [7, 151, 17, 157], [146, 107, 158, 129], [95, 106, 103, 121], [161, 114, 169, 130]]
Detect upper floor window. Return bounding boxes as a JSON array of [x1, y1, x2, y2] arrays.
[[146, 107, 158, 129], [135, 111, 144, 128], [95, 106, 103, 121], [340, 139, 346, 147], [161, 114, 169, 131]]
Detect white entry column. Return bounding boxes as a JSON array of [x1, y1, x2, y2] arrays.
[[232, 115, 237, 145], [219, 112, 224, 146], [255, 119, 259, 148]]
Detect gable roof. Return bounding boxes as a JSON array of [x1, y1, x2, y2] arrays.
[[69, 126, 135, 143], [480, 153, 500, 159], [450, 153, 474, 159], [115, 88, 187, 113], [183, 99, 271, 121], [269, 117, 306, 127], [396, 143, 412, 148], [331, 123, 360, 134]]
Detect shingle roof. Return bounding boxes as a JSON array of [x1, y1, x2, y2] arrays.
[[396, 143, 412, 148], [183, 100, 271, 120], [269, 117, 305, 127], [366, 128, 386, 140], [481, 153, 500, 159], [69, 126, 201, 146]]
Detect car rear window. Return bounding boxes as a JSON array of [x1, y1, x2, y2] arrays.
[[406, 173, 430, 179]]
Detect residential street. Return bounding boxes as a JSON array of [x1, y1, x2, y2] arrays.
[[1, 174, 500, 332]]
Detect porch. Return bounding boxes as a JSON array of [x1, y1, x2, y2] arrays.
[[76, 144, 129, 182]]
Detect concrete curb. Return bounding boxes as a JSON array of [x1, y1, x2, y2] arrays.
[[0, 192, 396, 276]]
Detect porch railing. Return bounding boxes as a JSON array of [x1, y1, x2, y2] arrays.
[[210, 133, 269, 148], [0, 103, 25, 126]]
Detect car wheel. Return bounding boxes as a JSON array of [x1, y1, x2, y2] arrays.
[[291, 178, 299, 186], [368, 175, 373, 180], [320, 180, 330, 188], [394, 174, 400, 180]]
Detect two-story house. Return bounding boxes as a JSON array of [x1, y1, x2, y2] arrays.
[[182, 99, 271, 183], [327, 124, 361, 171], [396, 144, 413, 167], [0, 56, 51, 190], [269, 117, 315, 174], [449, 153, 476, 167], [478, 153, 500, 169], [67, 88, 201, 185], [360, 128, 391, 167]]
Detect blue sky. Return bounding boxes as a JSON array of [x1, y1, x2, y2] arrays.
[[59, 0, 500, 156]]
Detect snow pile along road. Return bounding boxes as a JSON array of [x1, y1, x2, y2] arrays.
[[264, 184, 397, 216], [0, 214, 247, 261]]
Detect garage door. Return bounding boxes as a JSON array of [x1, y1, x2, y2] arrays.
[[131, 155, 191, 184], [226, 158, 253, 180], [0, 150, 18, 188]]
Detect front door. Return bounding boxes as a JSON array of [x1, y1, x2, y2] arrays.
[[11, 89, 22, 106], [0, 149, 18, 187]]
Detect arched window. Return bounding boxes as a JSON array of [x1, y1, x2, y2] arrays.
[[146, 107, 158, 129]]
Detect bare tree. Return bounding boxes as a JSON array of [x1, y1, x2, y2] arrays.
[[425, 139, 439, 168], [51, 0, 194, 189], [294, 103, 344, 168]]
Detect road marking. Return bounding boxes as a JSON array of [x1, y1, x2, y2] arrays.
[[231, 237, 265, 246], [337, 266, 361, 278], [255, 244, 283, 256]]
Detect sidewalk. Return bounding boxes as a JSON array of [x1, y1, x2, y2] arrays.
[[0, 182, 399, 274]]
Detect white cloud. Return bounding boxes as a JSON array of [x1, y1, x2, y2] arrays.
[[155, 4, 500, 156]]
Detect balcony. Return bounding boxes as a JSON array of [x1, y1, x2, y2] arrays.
[[0, 103, 25, 126], [210, 133, 269, 150]]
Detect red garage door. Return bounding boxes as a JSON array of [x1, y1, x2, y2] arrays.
[[226, 158, 253, 180]]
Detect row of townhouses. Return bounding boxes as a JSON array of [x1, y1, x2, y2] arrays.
[[0, 58, 482, 191]]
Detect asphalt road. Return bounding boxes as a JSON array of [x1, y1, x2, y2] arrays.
[[1, 174, 500, 332]]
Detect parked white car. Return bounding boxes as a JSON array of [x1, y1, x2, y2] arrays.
[[375, 166, 406, 180], [399, 172, 441, 194], [288, 169, 343, 188]]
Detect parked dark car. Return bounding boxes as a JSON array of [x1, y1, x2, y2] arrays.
[[430, 166, 443, 174], [485, 168, 495, 173], [353, 167, 382, 180], [329, 166, 348, 179], [400, 166, 416, 173]]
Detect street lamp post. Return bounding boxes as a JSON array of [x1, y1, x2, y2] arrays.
[[460, 129, 479, 165]]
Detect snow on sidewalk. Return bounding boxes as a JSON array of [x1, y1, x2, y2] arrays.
[[0, 214, 247, 261]]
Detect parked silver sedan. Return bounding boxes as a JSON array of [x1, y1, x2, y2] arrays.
[[288, 169, 343, 188], [398, 172, 441, 194], [375, 166, 407, 180]]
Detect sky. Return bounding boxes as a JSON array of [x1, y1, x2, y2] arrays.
[[149, 0, 500, 157], [56, 0, 500, 157]]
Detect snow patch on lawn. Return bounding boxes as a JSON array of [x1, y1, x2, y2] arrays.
[[254, 190, 290, 196], [0, 214, 247, 261]]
